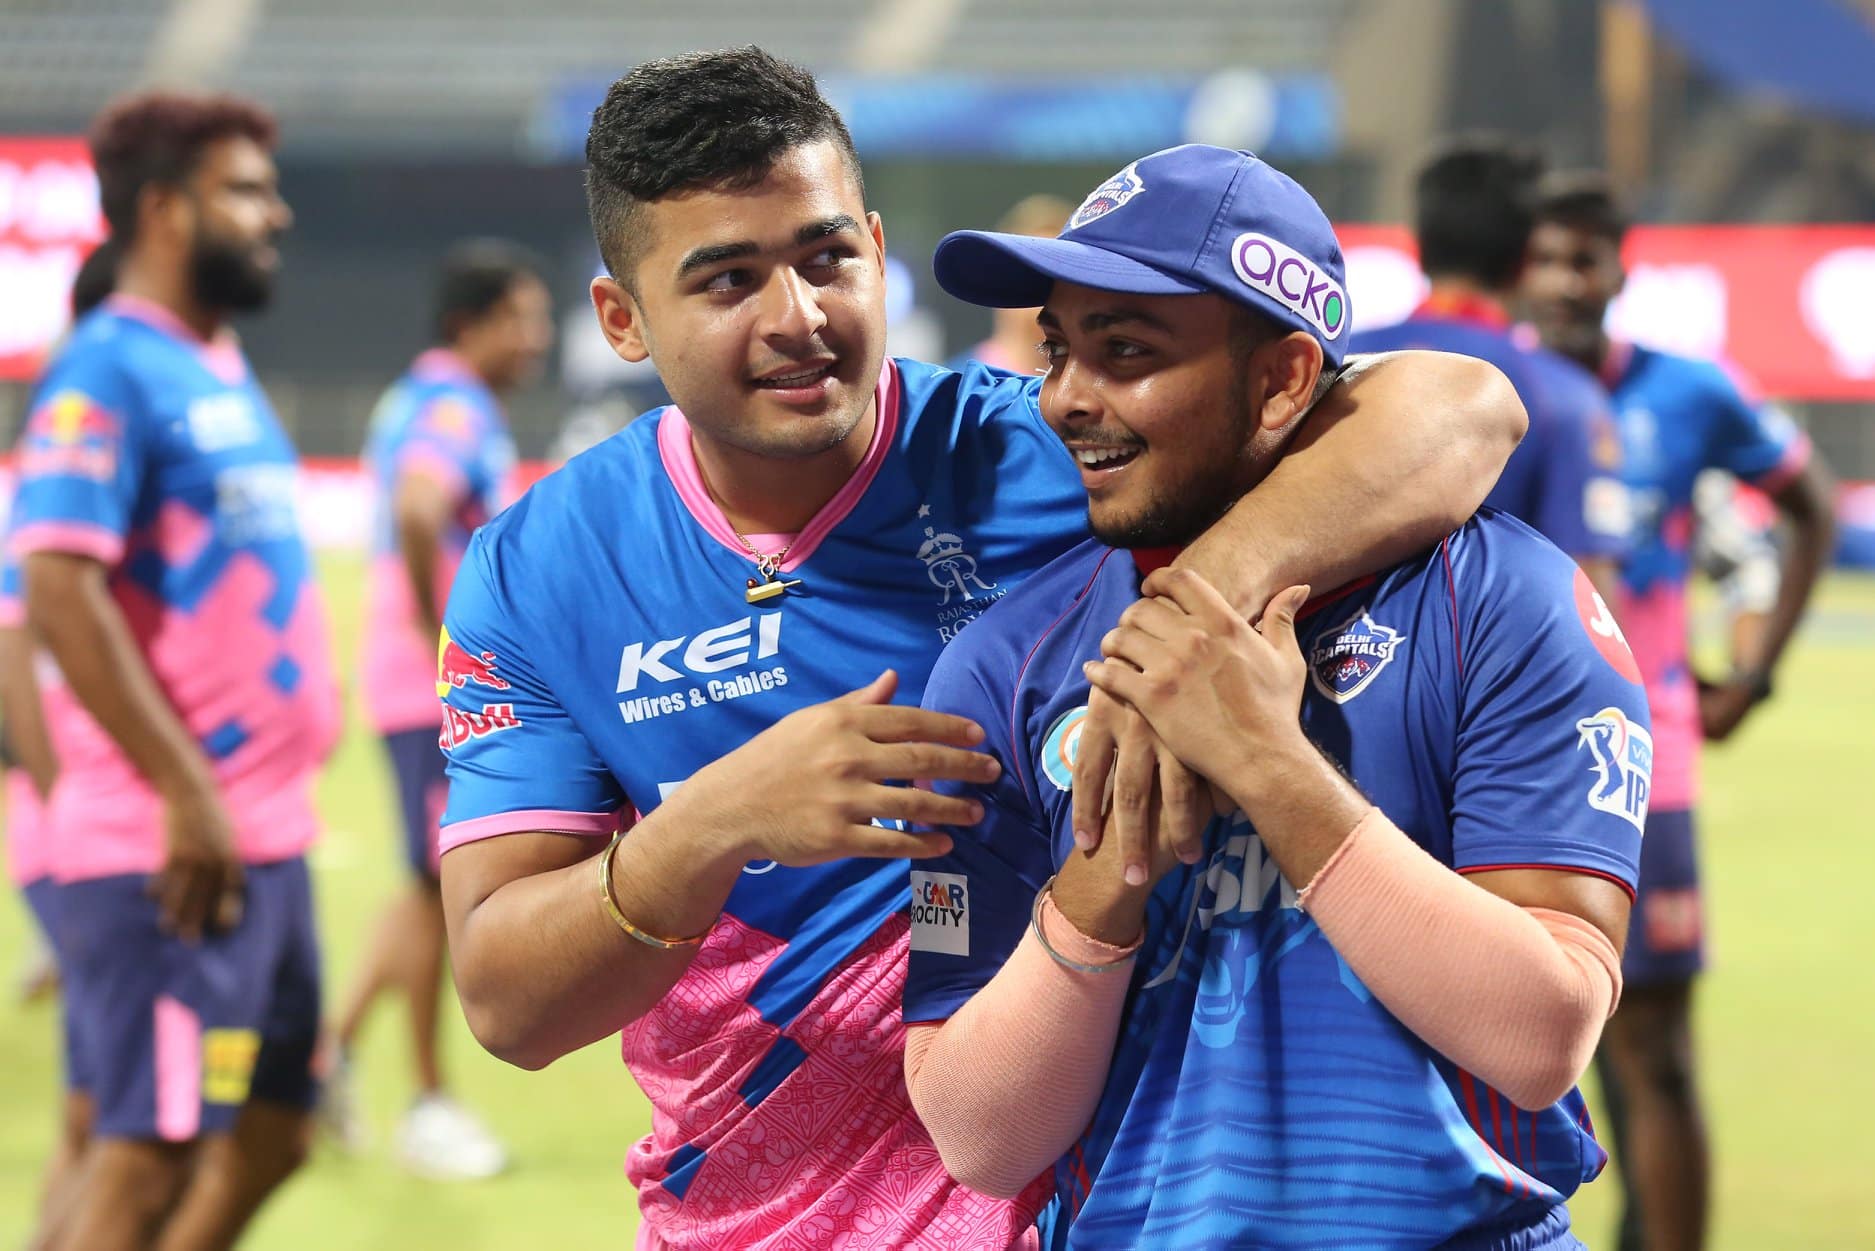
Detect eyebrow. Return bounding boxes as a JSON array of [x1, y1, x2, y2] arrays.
[[676, 214, 862, 280], [1036, 306, 1178, 336]]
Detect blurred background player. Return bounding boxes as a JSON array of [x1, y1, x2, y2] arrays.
[[322, 239, 550, 1179], [0, 240, 117, 1251], [12, 91, 340, 1249], [1354, 135, 1630, 608], [1523, 171, 1837, 1251], [946, 194, 1073, 373]]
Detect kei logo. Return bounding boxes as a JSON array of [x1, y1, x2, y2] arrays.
[[436, 628, 511, 698], [1308, 610, 1403, 703]]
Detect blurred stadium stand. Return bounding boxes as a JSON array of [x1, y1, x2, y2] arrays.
[[0, 0, 1870, 487]]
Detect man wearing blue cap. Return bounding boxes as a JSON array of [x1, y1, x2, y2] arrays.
[[903, 144, 1649, 1249]]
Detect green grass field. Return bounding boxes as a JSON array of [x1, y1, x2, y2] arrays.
[[2, 556, 1872, 1249]]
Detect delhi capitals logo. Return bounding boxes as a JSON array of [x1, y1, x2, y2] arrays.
[[1308, 610, 1403, 703], [1068, 162, 1146, 231], [1575, 707, 1654, 834], [1040, 705, 1088, 792], [917, 527, 998, 606]]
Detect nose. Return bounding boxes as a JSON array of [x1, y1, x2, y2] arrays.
[[755, 266, 829, 348], [1041, 354, 1104, 428], [271, 194, 294, 235]]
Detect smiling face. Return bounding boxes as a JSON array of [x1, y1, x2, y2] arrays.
[[588, 140, 888, 463], [181, 134, 292, 312], [1523, 219, 1624, 364], [1037, 282, 1323, 548]]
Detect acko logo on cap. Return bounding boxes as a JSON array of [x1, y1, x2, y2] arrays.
[[1230, 232, 1348, 340], [1068, 162, 1146, 231]]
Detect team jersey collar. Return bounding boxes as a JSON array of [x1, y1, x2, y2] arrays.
[[657, 358, 901, 575], [410, 347, 483, 386], [1599, 338, 1636, 390], [1412, 289, 1512, 330], [104, 293, 249, 385]]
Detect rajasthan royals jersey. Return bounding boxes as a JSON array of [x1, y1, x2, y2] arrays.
[[1354, 305, 1627, 560], [906, 512, 1652, 1250], [438, 359, 1086, 1250], [9, 295, 340, 882], [359, 348, 516, 734], [1604, 342, 1811, 813]]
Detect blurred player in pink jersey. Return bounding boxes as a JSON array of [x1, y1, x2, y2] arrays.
[[323, 240, 549, 1177], [1525, 173, 1835, 1251], [946, 194, 1073, 373], [13, 92, 341, 1250]]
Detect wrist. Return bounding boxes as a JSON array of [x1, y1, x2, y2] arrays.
[[1051, 854, 1150, 946], [1218, 730, 1330, 817]]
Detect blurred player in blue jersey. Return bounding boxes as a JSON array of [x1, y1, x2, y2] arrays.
[[904, 143, 1649, 1251], [1355, 137, 1629, 607], [434, 47, 1528, 1251], [14, 92, 340, 1250], [322, 240, 550, 1177], [1524, 173, 1836, 1251], [0, 245, 118, 1251]]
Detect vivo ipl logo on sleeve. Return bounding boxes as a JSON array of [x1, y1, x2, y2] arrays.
[[1040, 705, 1089, 792], [909, 871, 970, 956], [1230, 232, 1348, 341], [1575, 706, 1654, 833]]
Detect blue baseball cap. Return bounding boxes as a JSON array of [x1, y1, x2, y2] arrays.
[[933, 144, 1352, 366]]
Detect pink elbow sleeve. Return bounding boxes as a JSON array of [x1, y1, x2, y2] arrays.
[[905, 892, 1137, 1199], [1299, 810, 1622, 1111]]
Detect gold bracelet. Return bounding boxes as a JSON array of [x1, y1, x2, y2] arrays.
[[598, 829, 712, 950]]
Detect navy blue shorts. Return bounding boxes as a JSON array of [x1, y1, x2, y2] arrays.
[[22, 877, 90, 1092], [1622, 807, 1704, 987], [58, 857, 322, 1142], [384, 729, 448, 880]]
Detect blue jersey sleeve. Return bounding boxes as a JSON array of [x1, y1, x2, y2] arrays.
[[10, 363, 145, 566], [396, 392, 487, 504], [1446, 519, 1650, 893], [1701, 365, 1809, 489], [903, 635, 1057, 1025], [1529, 357, 1628, 560], [438, 532, 629, 846]]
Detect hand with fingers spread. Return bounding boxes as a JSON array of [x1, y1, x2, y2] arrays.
[[153, 769, 246, 941], [684, 669, 994, 868], [1083, 570, 1314, 808]]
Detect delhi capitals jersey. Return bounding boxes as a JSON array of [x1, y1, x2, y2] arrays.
[[437, 359, 1087, 1250], [8, 295, 340, 883], [1354, 307, 1627, 561], [359, 348, 516, 734], [1603, 341, 1811, 812], [905, 511, 1652, 1250]]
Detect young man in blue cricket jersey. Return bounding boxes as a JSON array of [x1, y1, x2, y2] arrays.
[[905, 144, 1651, 1250], [435, 48, 1529, 1250]]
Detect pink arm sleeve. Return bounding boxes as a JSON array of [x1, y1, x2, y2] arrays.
[[1299, 809, 1623, 1111], [904, 891, 1138, 1199]]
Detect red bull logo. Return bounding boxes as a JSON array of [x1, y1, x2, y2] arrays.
[[439, 702, 522, 751], [436, 628, 511, 698], [32, 391, 119, 443]]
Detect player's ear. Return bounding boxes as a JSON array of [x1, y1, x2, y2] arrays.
[[867, 211, 887, 275], [1257, 332, 1325, 432], [590, 275, 649, 364]]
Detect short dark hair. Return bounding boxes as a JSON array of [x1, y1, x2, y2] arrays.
[[71, 238, 119, 318], [1534, 171, 1629, 246], [1413, 135, 1545, 289], [584, 46, 864, 284], [435, 238, 545, 344], [89, 91, 278, 242]]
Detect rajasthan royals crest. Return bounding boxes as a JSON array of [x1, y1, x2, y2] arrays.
[[1068, 162, 1146, 231], [917, 526, 997, 605], [1308, 610, 1404, 703]]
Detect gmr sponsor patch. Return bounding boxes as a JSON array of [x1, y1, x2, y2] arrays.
[[909, 871, 970, 956]]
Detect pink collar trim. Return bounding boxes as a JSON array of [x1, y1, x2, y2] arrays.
[[105, 294, 248, 385], [411, 347, 481, 385], [1600, 339, 1635, 390], [657, 359, 900, 574]]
